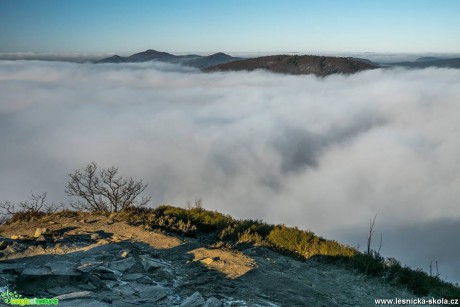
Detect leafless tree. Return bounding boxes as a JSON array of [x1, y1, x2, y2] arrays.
[[19, 192, 47, 212], [378, 232, 383, 255], [367, 214, 377, 255], [0, 192, 61, 216], [0, 200, 16, 215], [65, 162, 151, 212], [186, 198, 203, 210], [430, 260, 440, 278]]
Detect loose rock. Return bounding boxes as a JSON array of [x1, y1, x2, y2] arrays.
[[109, 257, 136, 273], [180, 291, 205, 307], [204, 297, 222, 307], [34, 227, 48, 238]]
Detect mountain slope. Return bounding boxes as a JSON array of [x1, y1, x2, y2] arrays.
[[203, 54, 379, 76]]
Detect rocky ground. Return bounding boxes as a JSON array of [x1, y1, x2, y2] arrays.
[[0, 212, 433, 306]]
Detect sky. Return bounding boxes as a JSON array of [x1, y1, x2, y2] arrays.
[[1, 0, 460, 53], [0, 61, 459, 282]]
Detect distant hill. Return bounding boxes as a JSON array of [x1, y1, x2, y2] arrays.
[[415, 56, 443, 62], [387, 57, 460, 68], [203, 55, 379, 76], [96, 49, 243, 69], [127, 49, 176, 62], [96, 55, 129, 63]]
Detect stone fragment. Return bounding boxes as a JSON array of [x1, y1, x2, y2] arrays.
[[48, 261, 81, 276], [113, 284, 136, 296], [140, 255, 170, 271], [204, 297, 223, 307], [109, 257, 136, 273], [77, 261, 104, 273], [90, 233, 101, 241], [97, 239, 110, 245], [120, 273, 144, 281], [22, 266, 52, 275], [92, 266, 122, 280], [34, 227, 48, 238], [54, 291, 93, 300], [47, 286, 82, 296], [0, 241, 9, 250], [36, 235, 47, 242], [0, 263, 26, 274], [136, 284, 168, 302], [180, 291, 205, 307], [5, 242, 28, 253]]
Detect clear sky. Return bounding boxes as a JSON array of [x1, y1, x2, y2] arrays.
[[0, 0, 459, 53]]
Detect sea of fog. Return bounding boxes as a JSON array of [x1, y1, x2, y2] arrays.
[[0, 60, 459, 283]]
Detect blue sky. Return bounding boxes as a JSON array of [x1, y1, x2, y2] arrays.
[[0, 0, 459, 53]]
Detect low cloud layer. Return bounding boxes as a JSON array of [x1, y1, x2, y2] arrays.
[[1, 60, 459, 281]]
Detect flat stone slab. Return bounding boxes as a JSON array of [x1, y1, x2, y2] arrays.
[[48, 261, 81, 276], [77, 261, 104, 272], [109, 257, 136, 272], [21, 266, 52, 275], [0, 262, 26, 273], [140, 255, 170, 272], [47, 286, 83, 296], [54, 291, 93, 300], [180, 291, 205, 307]]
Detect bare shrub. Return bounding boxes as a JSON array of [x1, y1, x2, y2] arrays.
[[65, 162, 151, 212], [0, 192, 62, 223]]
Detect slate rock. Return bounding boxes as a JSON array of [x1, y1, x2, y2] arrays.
[[54, 291, 93, 300], [180, 291, 205, 307], [140, 255, 170, 272], [120, 273, 152, 284], [204, 297, 223, 307], [48, 286, 85, 296], [48, 261, 81, 276], [136, 284, 169, 302], [0, 241, 9, 250], [109, 257, 136, 273]]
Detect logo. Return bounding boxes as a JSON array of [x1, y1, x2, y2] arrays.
[[1, 290, 58, 306]]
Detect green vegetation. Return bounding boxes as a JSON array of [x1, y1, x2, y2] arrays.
[[116, 205, 459, 299]]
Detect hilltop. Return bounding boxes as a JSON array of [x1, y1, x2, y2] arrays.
[[203, 55, 379, 76], [1, 206, 459, 306]]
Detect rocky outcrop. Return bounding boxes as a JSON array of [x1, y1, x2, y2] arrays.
[[0, 212, 429, 306]]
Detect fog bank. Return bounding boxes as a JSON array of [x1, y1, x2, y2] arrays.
[[1, 60, 459, 282]]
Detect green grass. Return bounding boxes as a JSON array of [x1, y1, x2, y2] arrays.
[[116, 205, 460, 300]]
